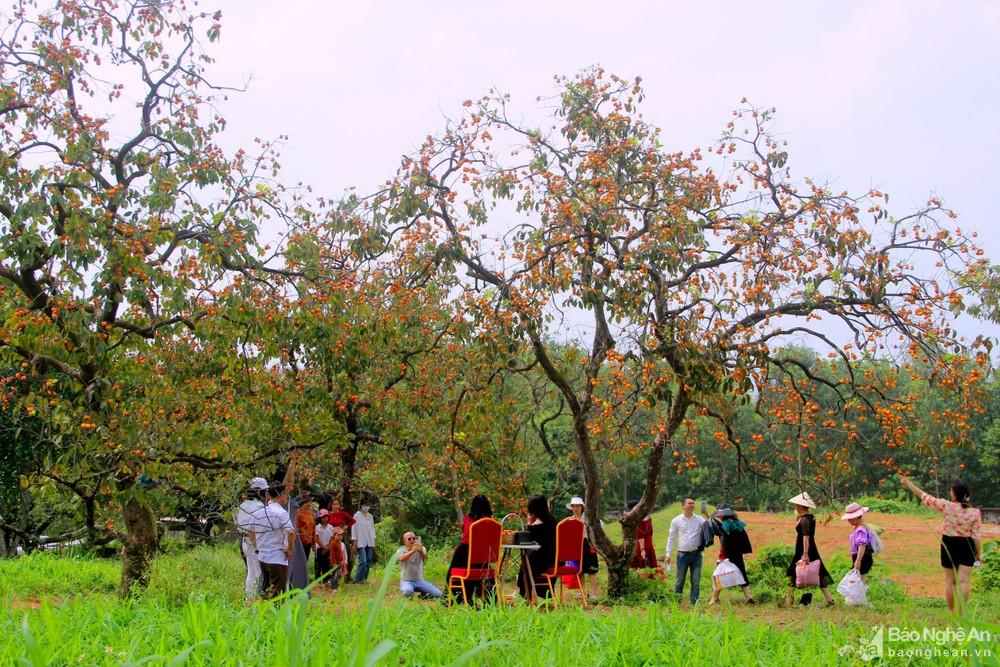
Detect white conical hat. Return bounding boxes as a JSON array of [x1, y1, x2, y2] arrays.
[[788, 491, 817, 509]]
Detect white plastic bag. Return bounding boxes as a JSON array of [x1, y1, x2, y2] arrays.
[[867, 528, 885, 555], [711, 559, 746, 590], [837, 569, 868, 606]]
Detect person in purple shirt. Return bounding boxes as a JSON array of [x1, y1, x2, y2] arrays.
[[841, 502, 875, 582]]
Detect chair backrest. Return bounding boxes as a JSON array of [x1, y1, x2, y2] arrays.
[[554, 517, 585, 565], [466, 517, 502, 568]]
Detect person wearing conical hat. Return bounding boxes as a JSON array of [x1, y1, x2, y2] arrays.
[[784, 492, 834, 607]]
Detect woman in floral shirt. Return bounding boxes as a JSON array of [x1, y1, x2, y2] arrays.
[[900, 474, 982, 612]]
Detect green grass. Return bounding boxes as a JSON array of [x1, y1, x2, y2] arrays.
[[4, 579, 995, 666], [1, 531, 998, 666]]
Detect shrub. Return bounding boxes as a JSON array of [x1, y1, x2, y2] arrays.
[[374, 514, 400, 564], [866, 573, 907, 605], [616, 569, 674, 605], [854, 496, 922, 515], [974, 540, 1000, 593], [746, 544, 794, 600]]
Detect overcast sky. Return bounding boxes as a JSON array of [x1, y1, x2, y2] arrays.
[[206, 0, 999, 344]]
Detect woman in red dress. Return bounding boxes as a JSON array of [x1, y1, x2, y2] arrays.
[[627, 500, 657, 568]]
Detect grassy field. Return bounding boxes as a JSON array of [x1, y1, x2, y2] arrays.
[[2, 507, 998, 666]]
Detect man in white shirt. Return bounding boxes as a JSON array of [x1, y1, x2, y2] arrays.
[[351, 502, 377, 583], [255, 485, 295, 599], [664, 498, 707, 604]]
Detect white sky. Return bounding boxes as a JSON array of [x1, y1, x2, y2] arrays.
[[206, 0, 1000, 345]]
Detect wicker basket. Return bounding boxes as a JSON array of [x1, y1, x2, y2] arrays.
[[501, 513, 533, 545]]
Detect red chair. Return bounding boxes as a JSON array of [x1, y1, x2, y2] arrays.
[[539, 517, 587, 608], [448, 517, 502, 606]]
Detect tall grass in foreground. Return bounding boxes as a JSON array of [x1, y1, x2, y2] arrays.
[[2, 547, 998, 666], [5, 592, 996, 666]]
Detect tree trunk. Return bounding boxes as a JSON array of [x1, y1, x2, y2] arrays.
[[585, 395, 689, 599], [118, 496, 158, 597], [605, 538, 635, 598]]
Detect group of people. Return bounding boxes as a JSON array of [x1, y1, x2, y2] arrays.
[[636, 474, 983, 611], [236, 468, 984, 611], [437, 493, 599, 603], [234, 462, 380, 600]]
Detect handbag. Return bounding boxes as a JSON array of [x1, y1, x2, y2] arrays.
[[711, 559, 746, 590], [795, 558, 822, 588]]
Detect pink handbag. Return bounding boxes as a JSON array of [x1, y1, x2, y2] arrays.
[[795, 559, 822, 588]]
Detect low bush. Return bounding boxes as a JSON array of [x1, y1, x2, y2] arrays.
[[617, 569, 674, 605], [746, 544, 793, 598], [854, 496, 924, 515], [974, 540, 1000, 593], [374, 515, 400, 565]]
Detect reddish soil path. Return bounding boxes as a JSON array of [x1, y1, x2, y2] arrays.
[[728, 511, 1000, 596]]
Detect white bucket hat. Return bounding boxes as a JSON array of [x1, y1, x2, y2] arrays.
[[566, 496, 585, 510], [787, 491, 816, 509]]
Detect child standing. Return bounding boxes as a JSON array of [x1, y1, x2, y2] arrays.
[[328, 527, 348, 591]]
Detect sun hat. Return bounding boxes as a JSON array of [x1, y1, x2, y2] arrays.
[[566, 496, 585, 510], [248, 477, 269, 491], [714, 507, 738, 519], [840, 502, 870, 521], [787, 492, 817, 509]]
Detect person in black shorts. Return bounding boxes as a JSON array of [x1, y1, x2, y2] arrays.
[[901, 475, 983, 612], [841, 502, 875, 582]]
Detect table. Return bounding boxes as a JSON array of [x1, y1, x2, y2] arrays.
[[499, 542, 540, 603]]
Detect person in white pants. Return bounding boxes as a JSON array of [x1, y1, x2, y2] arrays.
[[236, 477, 270, 600]]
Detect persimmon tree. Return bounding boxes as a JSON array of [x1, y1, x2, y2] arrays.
[[0, 0, 300, 592], [257, 208, 464, 510], [375, 69, 990, 595], [272, 210, 547, 516]]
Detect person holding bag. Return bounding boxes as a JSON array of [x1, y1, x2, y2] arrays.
[[784, 492, 834, 607], [841, 502, 876, 582], [707, 508, 755, 605]]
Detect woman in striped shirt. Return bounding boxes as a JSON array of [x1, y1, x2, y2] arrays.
[[900, 474, 983, 612]]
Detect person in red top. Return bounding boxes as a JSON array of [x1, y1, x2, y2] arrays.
[[447, 494, 493, 603], [628, 500, 657, 569], [326, 526, 348, 591], [325, 498, 356, 531]]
